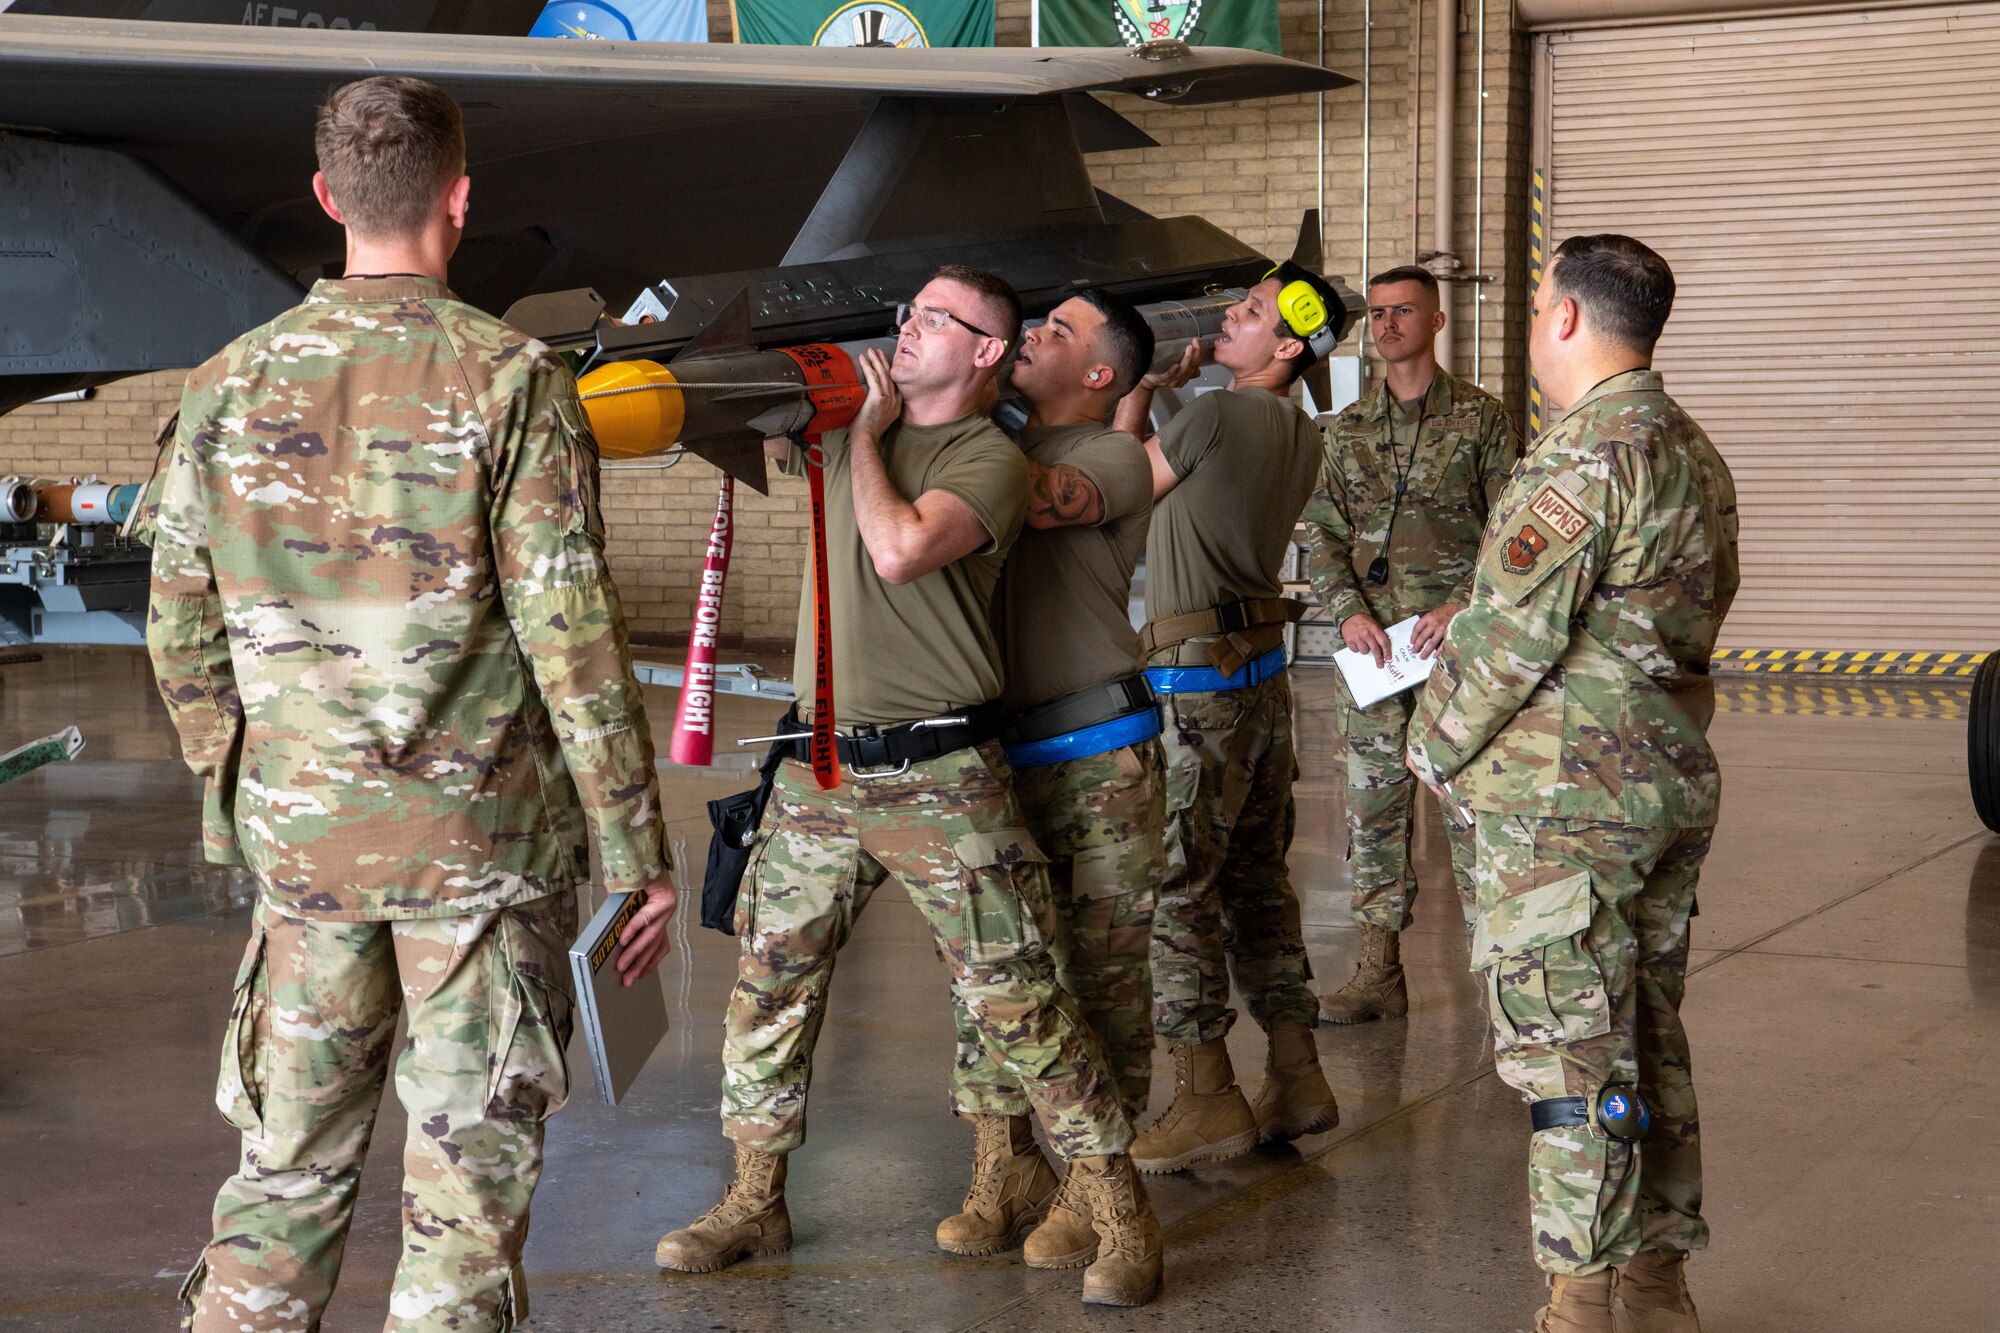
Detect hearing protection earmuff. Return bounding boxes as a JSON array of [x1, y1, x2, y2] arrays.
[[1265, 262, 1339, 360]]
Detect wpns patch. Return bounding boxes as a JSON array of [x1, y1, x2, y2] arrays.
[[1528, 483, 1591, 542], [1502, 524, 1549, 574]]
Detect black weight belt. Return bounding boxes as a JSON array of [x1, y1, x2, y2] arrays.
[[1000, 673, 1156, 746]]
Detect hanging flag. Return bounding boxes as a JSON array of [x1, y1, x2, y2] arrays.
[[1033, 0, 1279, 56], [530, 0, 709, 42], [733, 0, 994, 48]]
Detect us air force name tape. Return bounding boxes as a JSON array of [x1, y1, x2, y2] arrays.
[[1266, 262, 1340, 360], [1530, 1085, 1652, 1142]]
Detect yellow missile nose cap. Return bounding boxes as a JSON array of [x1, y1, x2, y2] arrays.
[[577, 359, 685, 459]]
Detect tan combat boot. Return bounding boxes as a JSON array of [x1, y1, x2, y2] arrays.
[[1247, 1019, 1341, 1144], [1129, 1037, 1257, 1173], [1023, 1166, 1096, 1269], [1071, 1154, 1163, 1307], [1318, 923, 1408, 1025], [1613, 1250, 1701, 1332], [1535, 1270, 1616, 1333], [655, 1144, 792, 1274], [934, 1113, 1058, 1256]]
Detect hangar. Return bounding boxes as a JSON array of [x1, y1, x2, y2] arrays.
[[2, 1, 1995, 1330]]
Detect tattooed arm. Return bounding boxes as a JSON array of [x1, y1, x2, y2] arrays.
[[1024, 459, 1107, 529]]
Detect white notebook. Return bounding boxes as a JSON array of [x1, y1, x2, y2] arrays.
[[1332, 613, 1438, 709], [567, 891, 670, 1106]]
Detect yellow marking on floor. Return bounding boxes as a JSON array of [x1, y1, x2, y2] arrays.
[[1715, 680, 1968, 721]]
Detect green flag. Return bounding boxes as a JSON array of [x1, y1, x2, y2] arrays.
[[734, 0, 995, 46], [1034, 0, 1279, 55]]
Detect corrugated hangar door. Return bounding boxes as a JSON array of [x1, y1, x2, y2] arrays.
[[1536, 4, 2000, 651]]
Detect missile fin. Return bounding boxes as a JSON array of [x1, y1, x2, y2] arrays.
[[1290, 207, 1323, 273], [502, 288, 606, 347], [671, 288, 756, 366], [684, 430, 771, 496], [1289, 208, 1334, 414]]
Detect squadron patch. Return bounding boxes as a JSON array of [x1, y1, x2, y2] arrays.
[[1529, 483, 1591, 542], [1502, 524, 1549, 574]]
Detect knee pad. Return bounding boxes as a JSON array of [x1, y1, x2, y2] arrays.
[[1529, 1084, 1651, 1142]]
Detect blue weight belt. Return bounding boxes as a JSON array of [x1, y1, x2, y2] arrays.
[[1143, 645, 1288, 696], [1002, 704, 1163, 769]]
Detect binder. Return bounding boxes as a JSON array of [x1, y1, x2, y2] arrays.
[[566, 891, 670, 1105], [1332, 613, 1438, 709]]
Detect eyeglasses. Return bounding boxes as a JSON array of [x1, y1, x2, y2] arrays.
[[894, 302, 1005, 345]]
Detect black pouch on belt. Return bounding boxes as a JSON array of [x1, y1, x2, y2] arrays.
[[700, 707, 796, 935]]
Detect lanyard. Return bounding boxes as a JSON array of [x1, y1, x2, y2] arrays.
[[1381, 391, 1429, 500], [1367, 390, 1429, 586]]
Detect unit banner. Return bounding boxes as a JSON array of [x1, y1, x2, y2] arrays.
[[530, 0, 709, 42], [1033, 0, 1279, 55], [734, 0, 995, 47]]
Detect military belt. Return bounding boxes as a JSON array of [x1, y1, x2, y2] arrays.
[[1145, 645, 1288, 695], [1001, 674, 1162, 769], [771, 700, 1004, 777], [1530, 1086, 1651, 1142], [1001, 673, 1157, 745], [1140, 597, 1310, 675]]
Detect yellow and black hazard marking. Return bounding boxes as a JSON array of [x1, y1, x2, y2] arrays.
[[1528, 167, 1546, 440], [1715, 678, 1968, 721], [1712, 648, 1988, 678]]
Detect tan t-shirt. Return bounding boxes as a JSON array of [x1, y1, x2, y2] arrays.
[[1144, 386, 1322, 627], [998, 424, 1154, 709], [791, 416, 1029, 725]]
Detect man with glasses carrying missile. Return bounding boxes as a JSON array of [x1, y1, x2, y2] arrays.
[[657, 266, 1163, 1309], [1110, 264, 1346, 1173]]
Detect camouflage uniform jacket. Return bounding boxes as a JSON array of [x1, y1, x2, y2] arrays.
[[147, 275, 668, 920], [1305, 367, 1519, 628], [1406, 369, 1739, 828]]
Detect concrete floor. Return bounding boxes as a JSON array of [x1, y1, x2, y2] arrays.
[[2, 647, 1995, 1331]]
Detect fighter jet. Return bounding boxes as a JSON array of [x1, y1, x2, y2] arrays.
[[0, 14, 1355, 449]]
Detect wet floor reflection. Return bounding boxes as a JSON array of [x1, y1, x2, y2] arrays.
[[1714, 676, 1970, 721], [1967, 840, 2000, 1005]]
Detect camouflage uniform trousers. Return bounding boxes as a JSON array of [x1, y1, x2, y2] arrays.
[[181, 890, 578, 1333], [1336, 677, 1477, 932], [1468, 811, 1711, 1276], [950, 739, 1166, 1122], [722, 742, 1132, 1160], [1151, 672, 1319, 1045]]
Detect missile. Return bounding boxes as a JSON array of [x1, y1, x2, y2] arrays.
[[1, 475, 143, 526], [508, 209, 1361, 492], [572, 287, 1247, 491]]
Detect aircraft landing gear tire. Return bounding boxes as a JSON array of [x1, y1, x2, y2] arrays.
[[1970, 652, 2000, 834]]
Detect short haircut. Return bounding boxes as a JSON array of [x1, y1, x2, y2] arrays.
[[1075, 288, 1155, 397], [1366, 264, 1440, 298], [1270, 267, 1343, 385], [314, 76, 466, 239], [1550, 234, 1676, 354], [931, 265, 1022, 348]]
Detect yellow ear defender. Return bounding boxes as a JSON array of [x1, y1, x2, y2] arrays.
[[1265, 263, 1339, 360]]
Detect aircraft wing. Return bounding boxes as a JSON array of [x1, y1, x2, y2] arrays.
[[0, 17, 1349, 300]]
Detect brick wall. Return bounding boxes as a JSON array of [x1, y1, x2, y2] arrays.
[[0, 0, 1528, 651]]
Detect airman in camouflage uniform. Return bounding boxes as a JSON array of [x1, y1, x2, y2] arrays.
[[937, 291, 1167, 1268], [148, 78, 676, 1333], [1110, 272, 1343, 1177], [1305, 265, 1521, 1024], [658, 269, 1163, 1309], [1406, 235, 1737, 1333]]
